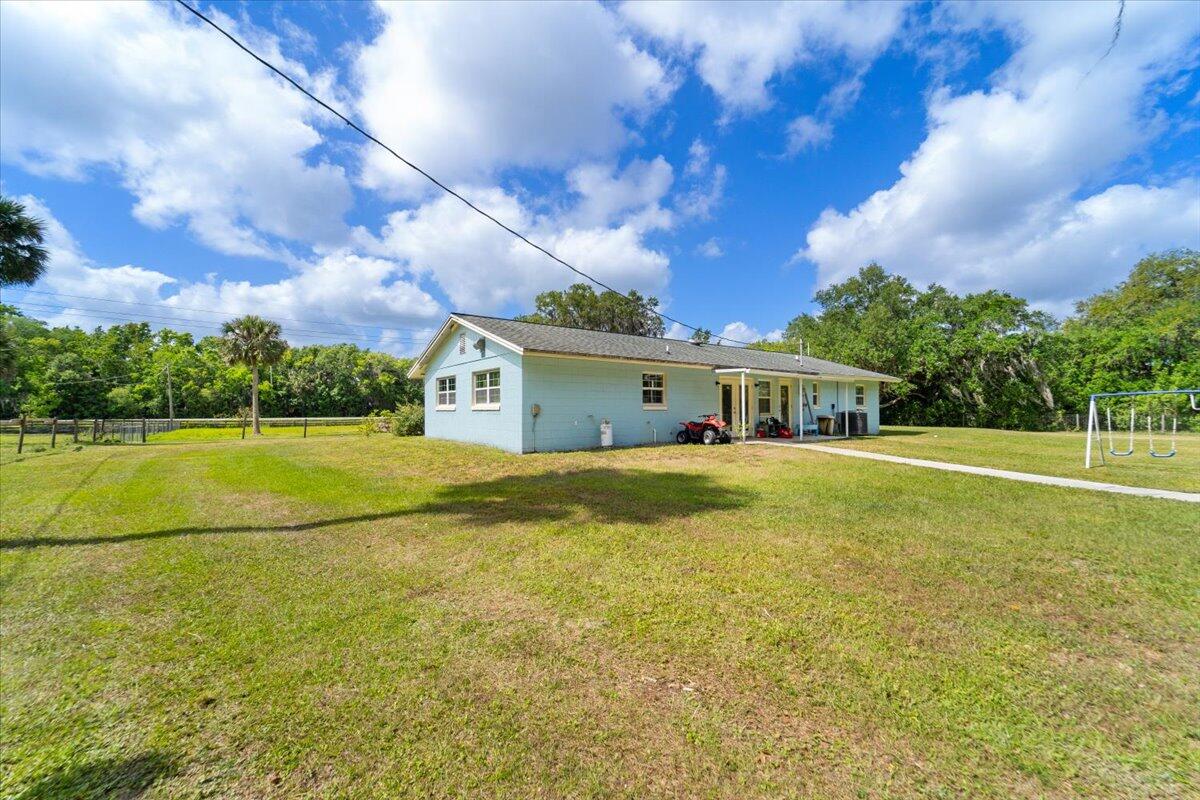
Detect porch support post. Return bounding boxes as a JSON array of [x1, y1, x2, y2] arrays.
[[844, 382, 850, 439], [740, 371, 746, 444], [798, 379, 803, 442]]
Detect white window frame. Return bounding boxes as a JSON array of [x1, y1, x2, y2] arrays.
[[855, 384, 866, 409], [642, 372, 667, 409], [436, 376, 456, 410], [472, 369, 501, 410], [757, 380, 772, 416], [812, 384, 820, 408]]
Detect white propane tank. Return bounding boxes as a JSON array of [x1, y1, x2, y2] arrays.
[[599, 419, 613, 447]]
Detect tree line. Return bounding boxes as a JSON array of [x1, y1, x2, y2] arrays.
[[0, 310, 422, 420], [760, 250, 1198, 429], [1, 179, 1195, 432]]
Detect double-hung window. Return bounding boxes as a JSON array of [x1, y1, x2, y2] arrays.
[[642, 372, 666, 408], [472, 369, 501, 409], [758, 381, 771, 416], [436, 376, 456, 410], [855, 384, 866, 409], [812, 384, 820, 408]]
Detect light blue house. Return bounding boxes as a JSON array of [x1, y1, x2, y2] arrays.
[[407, 314, 899, 454]]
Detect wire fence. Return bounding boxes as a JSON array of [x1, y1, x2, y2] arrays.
[[1, 417, 369, 455]]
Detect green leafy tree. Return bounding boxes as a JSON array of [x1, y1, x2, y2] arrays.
[[778, 264, 1057, 429], [689, 328, 712, 344], [517, 283, 665, 336], [219, 315, 287, 435], [1053, 249, 1199, 420], [0, 197, 48, 287]]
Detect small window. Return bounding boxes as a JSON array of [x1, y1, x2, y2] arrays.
[[812, 384, 820, 408], [757, 381, 771, 415], [780, 384, 790, 422], [855, 384, 866, 408], [473, 369, 501, 409], [436, 376, 456, 409], [458, 333, 467, 355], [642, 372, 666, 407]]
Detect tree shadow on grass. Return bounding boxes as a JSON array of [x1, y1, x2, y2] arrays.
[[15, 751, 177, 800], [873, 428, 927, 437], [1, 468, 755, 550]]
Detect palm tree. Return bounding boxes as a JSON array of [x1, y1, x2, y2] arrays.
[[0, 196, 48, 287], [220, 315, 287, 435]]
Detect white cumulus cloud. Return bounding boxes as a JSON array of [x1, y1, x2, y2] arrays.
[[352, 1, 675, 198], [0, 1, 353, 261], [798, 0, 1200, 312], [365, 185, 671, 314], [622, 0, 907, 114], [12, 195, 443, 354], [717, 321, 784, 345]]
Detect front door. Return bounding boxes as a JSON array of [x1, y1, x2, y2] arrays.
[[721, 384, 734, 430], [719, 380, 747, 437], [780, 384, 791, 428]]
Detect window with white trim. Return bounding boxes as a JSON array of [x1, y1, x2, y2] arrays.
[[642, 372, 666, 407], [812, 384, 820, 408], [757, 381, 771, 415], [855, 384, 866, 408], [436, 376, 456, 409], [472, 369, 501, 409]]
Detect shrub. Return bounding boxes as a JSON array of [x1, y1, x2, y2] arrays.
[[390, 404, 423, 436], [360, 410, 392, 436]]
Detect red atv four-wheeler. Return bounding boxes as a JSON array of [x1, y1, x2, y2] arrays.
[[676, 413, 732, 445]]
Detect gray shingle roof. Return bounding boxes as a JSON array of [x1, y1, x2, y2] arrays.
[[436, 314, 898, 381]]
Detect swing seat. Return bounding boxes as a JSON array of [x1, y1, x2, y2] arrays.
[[1106, 408, 1135, 457], [1149, 448, 1176, 459]]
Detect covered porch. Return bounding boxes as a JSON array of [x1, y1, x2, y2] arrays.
[[712, 368, 869, 444]]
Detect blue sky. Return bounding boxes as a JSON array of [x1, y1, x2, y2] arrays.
[[1, 1, 1197, 354]]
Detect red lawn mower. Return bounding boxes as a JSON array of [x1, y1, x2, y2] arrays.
[[676, 413, 732, 445], [755, 416, 794, 439]]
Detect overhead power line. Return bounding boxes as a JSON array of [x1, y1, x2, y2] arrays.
[[10, 301, 430, 346], [173, 0, 753, 347], [14, 288, 434, 335]]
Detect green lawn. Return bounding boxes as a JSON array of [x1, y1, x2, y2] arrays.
[[0, 426, 361, 465], [822, 425, 1200, 493], [2, 436, 1197, 798], [148, 424, 361, 442]]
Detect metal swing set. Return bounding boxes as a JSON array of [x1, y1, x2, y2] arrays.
[[1084, 389, 1200, 468]]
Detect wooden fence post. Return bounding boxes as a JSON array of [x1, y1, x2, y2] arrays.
[[141, 418, 147, 444], [72, 418, 79, 443], [17, 416, 25, 454], [50, 418, 58, 448], [92, 419, 99, 442], [303, 417, 308, 438], [241, 417, 247, 440]]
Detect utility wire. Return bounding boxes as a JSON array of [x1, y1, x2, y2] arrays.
[[13, 288, 433, 335], [43, 364, 166, 388], [10, 301, 430, 345], [173, 0, 752, 347]]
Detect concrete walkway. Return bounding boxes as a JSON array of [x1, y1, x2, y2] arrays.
[[748, 440, 1200, 503]]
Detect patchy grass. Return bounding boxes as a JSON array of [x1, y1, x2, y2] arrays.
[[822, 426, 1200, 493], [1, 436, 1197, 798]]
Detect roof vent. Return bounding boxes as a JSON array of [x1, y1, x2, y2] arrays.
[[665, 344, 671, 354]]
